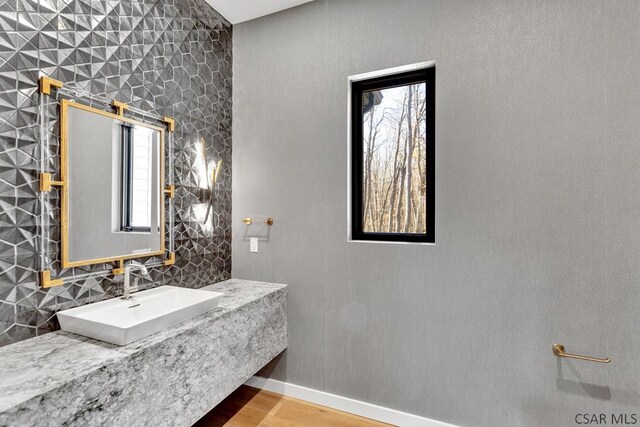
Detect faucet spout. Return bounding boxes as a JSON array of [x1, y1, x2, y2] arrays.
[[122, 261, 149, 300]]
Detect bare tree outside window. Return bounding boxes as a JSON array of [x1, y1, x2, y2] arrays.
[[361, 83, 427, 233]]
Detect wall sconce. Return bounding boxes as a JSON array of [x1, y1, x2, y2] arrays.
[[199, 137, 223, 223]]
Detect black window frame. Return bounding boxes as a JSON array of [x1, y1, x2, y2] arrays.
[[351, 67, 435, 243], [120, 123, 151, 233]]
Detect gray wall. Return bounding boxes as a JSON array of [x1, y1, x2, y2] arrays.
[[0, 0, 232, 346], [232, 1, 640, 426]]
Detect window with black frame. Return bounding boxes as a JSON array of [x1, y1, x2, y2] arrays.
[[351, 66, 435, 243], [121, 124, 156, 233]]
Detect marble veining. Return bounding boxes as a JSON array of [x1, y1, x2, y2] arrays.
[[0, 279, 287, 427]]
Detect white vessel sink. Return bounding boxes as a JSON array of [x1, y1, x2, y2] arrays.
[[57, 286, 224, 346]]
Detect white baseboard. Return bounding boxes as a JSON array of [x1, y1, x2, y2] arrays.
[[244, 376, 459, 427]]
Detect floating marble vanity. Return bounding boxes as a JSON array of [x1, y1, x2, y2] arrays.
[[0, 279, 287, 427]]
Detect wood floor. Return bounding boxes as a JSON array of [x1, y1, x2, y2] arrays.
[[193, 385, 391, 427]]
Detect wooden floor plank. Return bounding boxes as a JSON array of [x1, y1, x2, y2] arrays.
[[193, 385, 392, 427]]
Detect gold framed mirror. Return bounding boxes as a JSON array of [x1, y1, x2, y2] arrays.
[[59, 99, 166, 268]]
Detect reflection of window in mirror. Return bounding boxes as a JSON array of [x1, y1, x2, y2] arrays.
[[121, 125, 154, 232]]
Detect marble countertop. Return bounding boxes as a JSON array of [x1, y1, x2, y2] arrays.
[[0, 279, 286, 414]]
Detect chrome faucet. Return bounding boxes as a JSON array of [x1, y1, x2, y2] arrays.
[[122, 261, 148, 300]]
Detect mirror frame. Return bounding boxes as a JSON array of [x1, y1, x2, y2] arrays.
[[59, 99, 166, 268]]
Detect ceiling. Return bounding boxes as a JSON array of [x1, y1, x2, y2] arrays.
[[205, 0, 315, 25]]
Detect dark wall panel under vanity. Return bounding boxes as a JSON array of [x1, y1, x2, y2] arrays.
[[0, 0, 233, 346]]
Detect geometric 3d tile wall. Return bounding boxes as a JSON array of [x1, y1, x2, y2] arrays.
[[0, 0, 232, 347]]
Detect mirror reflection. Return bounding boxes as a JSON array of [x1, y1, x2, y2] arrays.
[[62, 101, 164, 267]]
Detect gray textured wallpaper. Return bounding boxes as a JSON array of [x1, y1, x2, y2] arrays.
[[233, 1, 640, 426], [0, 0, 232, 346]]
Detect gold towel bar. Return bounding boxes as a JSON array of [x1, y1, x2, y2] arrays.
[[553, 344, 610, 364], [242, 217, 273, 226]]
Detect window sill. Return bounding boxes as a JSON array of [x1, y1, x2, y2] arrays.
[[347, 239, 435, 246]]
